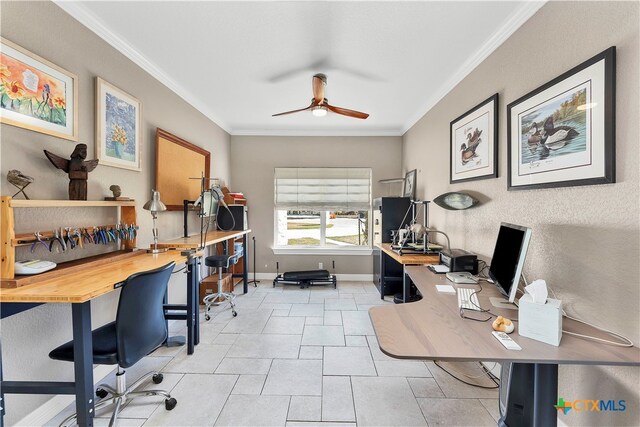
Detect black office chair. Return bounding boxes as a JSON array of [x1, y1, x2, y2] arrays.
[[202, 254, 239, 320], [49, 262, 178, 426]]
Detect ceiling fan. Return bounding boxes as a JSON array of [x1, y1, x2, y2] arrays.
[[272, 73, 369, 120]]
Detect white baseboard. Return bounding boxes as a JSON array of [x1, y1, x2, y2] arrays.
[[253, 272, 373, 282], [15, 365, 116, 427]]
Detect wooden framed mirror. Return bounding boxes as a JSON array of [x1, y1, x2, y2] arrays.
[[155, 128, 210, 210]]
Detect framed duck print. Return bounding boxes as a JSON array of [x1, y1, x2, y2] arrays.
[[450, 94, 498, 183], [507, 47, 615, 190]]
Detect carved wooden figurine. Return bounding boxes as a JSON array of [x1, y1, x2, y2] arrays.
[[44, 143, 99, 200]]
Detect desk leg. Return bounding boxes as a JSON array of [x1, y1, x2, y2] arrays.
[[242, 235, 248, 294], [533, 363, 557, 427], [186, 258, 197, 355], [72, 302, 94, 427], [402, 266, 409, 303], [500, 363, 557, 427], [380, 252, 385, 300], [0, 342, 5, 427], [193, 257, 200, 346]]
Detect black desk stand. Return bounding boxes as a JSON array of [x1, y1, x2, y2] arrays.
[[499, 362, 558, 427], [246, 236, 259, 287], [163, 251, 201, 354]]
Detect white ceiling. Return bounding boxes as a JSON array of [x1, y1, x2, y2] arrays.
[[57, 1, 544, 136]]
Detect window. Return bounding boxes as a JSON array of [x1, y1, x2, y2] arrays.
[[274, 168, 372, 254]]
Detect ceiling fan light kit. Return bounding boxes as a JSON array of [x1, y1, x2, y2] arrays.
[[311, 106, 328, 117], [273, 73, 369, 120]]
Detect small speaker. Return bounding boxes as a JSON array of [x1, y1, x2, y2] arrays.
[[217, 204, 247, 231]]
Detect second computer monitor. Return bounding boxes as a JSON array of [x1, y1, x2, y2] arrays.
[[489, 223, 532, 303]]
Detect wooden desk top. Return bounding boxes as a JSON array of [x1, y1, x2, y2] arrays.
[[0, 251, 186, 303], [370, 265, 640, 366], [155, 229, 251, 249], [377, 243, 440, 265]]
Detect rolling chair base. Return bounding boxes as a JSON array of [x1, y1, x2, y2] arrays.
[[59, 367, 176, 427], [203, 292, 237, 320]]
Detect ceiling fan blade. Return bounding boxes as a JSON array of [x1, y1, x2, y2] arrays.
[[312, 74, 326, 103], [272, 100, 317, 117], [325, 103, 369, 119]]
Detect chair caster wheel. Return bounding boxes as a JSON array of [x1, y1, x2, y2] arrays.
[[205, 314, 211, 321], [96, 388, 108, 399], [165, 397, 177, 410], [152, 373, 164, 384], [232, 311, 238, 317]]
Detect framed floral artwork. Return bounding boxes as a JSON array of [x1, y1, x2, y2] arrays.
[[95, 77, 142, 171], [0, 37, 78, 141], [507, 47, 615, 190], [450, 94, 498, 183]]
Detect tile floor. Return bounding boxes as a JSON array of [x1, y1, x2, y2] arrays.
[[47, 281, 500, 426]]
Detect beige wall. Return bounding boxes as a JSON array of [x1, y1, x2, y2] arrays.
[[403, 2, 639, 425], [0, 1, 230, 424], [230, 135, 403, 275]]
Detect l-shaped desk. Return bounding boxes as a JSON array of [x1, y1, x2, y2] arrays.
[[369, 266, 640, 426]]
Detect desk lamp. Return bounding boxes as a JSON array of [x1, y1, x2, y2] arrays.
[[143, 189, 167, 254]]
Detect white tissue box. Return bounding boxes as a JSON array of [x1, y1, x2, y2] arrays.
[[518, 294, 563, 346]]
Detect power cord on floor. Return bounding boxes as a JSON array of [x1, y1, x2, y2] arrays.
[[433, 361, 500, 389]]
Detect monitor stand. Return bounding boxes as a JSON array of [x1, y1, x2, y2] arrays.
[[490, 297, 518, 310]]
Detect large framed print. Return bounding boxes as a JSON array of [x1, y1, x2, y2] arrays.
[[96, 77, 142, 171], [0, 37, 78, 141], [450, 94, 498, 183], [508, 47, 615, 190]]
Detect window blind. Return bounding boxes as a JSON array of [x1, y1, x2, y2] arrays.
[[274, 167, 372, 211]]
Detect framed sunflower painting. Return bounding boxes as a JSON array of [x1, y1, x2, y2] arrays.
[[0, 37, 78, 141], [95, 77, 142, 171]]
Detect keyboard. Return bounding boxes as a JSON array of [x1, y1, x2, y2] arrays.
[[457, 287, 481, 311]]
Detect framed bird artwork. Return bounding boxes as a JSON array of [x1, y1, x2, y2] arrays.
[[449, 93, 498, 184], [507, 47, 615, 190]]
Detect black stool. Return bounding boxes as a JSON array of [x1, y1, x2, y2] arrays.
[[203, 254, 239, 319]]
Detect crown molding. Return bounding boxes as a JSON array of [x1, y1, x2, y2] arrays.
[[53, 0, 232, 134], [401, 0, 547, 135], [231, 128, 403, 137], [55, 1, 545, 138]]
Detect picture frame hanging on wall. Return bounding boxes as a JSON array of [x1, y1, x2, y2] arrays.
[[507, 47, 615, 190], [449, 93, 498, 183], [403, 169, 417, 200], [95, 77, 142, 171], [0, 37, 78, 141]]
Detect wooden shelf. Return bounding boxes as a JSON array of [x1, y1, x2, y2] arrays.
[[1, 196, 138, 280], [9, 199, 136, 208]]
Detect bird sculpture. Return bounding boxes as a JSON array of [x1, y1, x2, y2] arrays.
[[7, 169, 34, 199], [44, 143, 99, 200]]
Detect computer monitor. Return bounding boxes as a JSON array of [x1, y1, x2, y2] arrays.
[[488, 223, 532, 303]]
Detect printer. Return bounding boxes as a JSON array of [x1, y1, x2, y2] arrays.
[[439, 248, 478, 274]]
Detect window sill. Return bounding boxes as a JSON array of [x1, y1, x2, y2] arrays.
[[272, 247, 373, 256]]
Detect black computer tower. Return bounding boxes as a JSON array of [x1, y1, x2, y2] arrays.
[[372, 197, 411, 296]]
